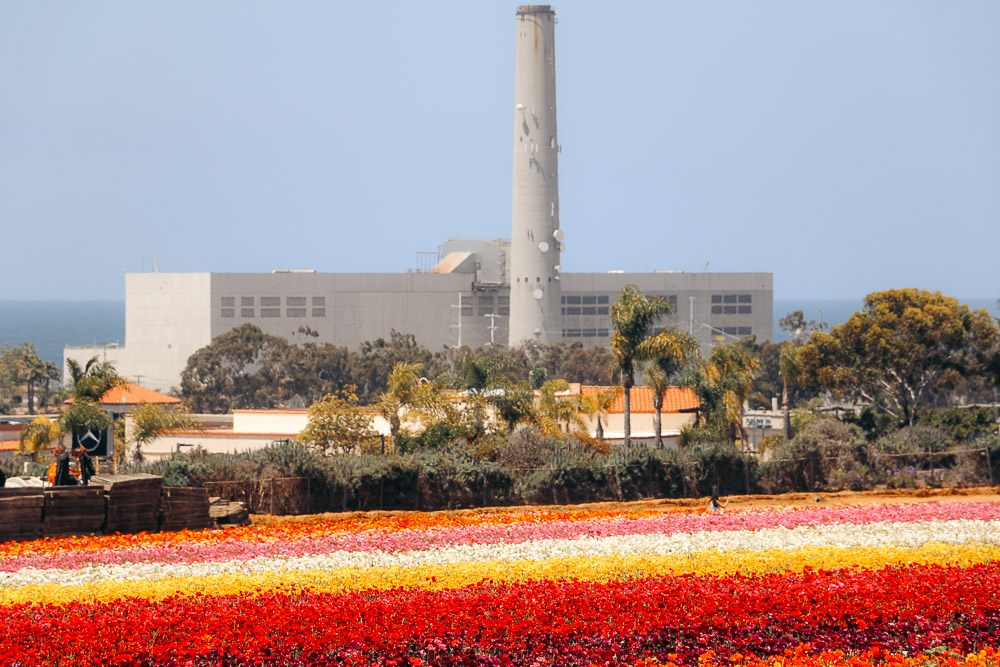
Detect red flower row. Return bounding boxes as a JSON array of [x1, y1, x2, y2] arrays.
[[3, 563, 1000, 666]]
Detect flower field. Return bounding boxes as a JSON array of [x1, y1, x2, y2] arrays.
[[2, 501, 1000, 666]]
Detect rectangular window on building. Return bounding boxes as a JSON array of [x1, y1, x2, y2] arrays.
[[461, 295, 473, 305], [287, 308, 306, 317], [712, 305, 723, 314], [582, 329, 597, 337], [597, 328, 609, 337], [287, 296, 306, 307], [312, 296, 326, 306], [597, 295, 609, 304], [738, 326, 752, 336], [566, 307, 581, 315], [498, 307, 509, 316], [241, 308, 255, 318], [498, 296, 509, 305], [566, 295, 581, 304], [724, 294, 738, 304], [738, 305, 752, 314], [221, 297, 235, 307], [312, 308, 326, 317], [261, 297, 280, 307], [738, 294, 752, 303], [477, 295, 494, 305], [582, 295, 596, 304], [566, 329, 581, 338], [712, 295, 722, 304], [221, 308, 235, 318], [598, 306, 609, 315], [724, 305, 737, 314], [479, 305, 494, 315], [724, 327, 738, 335], [582, 306, 596, 315], [461, 307, 473, 316], [241, 297, 255, 307], [261, 308, 280, 317]]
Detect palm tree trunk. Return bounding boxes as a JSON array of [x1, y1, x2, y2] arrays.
[[782, 377, 791, 441], [653, 392, 663, 448], [622, 374, 633, 447]]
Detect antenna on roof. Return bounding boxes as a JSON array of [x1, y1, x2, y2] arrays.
[[702, 261, 709, 272], [152, 258, 159, 273]]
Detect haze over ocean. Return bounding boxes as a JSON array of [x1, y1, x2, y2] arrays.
[[1, 298, 997, 366]]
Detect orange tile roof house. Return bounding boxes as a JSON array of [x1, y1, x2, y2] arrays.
[[577, 385, 699, 445], [67, 382, 181, 418]]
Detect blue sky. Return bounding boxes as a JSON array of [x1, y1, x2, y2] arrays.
[[2, 2, 998, 302]]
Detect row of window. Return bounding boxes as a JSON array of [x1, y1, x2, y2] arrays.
[[222, 296, 326, 307], [715, 326, 753, 336], [561, 295, 610, 305], [222, 308, 326, 318], [470, 295, 510, 305], [711, 305, 752, 314], [562, 328, 610, 339], [711, 294, 752, 304], [562, 306, 610, 316]]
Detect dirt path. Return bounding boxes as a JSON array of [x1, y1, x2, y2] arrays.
[[252, 486, 1000, 526]]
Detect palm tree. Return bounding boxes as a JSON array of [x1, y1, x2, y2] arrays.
[[378, 361, 424, 446], [779, 341, 801, 441], [580, 386, 621, 443], [19, 416, 61, 462], [610, 284, 676, 446], [534, 379, 586, 436], [704, 343, 760, 447], [377, 362, 453, 447], [643, 330, 699, 448], [67, 356, 127, 401]]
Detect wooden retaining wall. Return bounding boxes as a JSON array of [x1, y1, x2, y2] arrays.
[[0, 474, 224, 542]]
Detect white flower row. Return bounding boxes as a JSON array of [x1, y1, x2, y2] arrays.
[[3, 519, 998, 590]]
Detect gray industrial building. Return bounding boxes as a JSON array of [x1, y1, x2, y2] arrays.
[[64, 5, 773, 392]]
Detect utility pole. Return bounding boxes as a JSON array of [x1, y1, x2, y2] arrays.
[[483, 313, 500, 344], [689, 296, 695, 335], [450, 293, 463, 348]]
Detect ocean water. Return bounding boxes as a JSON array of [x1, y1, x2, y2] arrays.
[[771, 298, 999, 341], [0, 301, 125, 364], [0, 298, 996, 364]]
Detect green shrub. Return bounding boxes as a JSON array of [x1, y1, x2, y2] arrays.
[[682, 440, 757, 497], [915, 407, 996, 442], [761, 419, 868, 492]]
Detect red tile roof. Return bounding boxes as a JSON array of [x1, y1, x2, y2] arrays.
[[66, 383, 182, 406], [580, 385, 698, 414], [101, 383, 181, 405]]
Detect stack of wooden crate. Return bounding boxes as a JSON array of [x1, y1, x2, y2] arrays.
[[0, 488, 44, 542], [42, 487, 105, 538], [209, 497, 251, 527], [160, 487, 215, 532], [93, 473, 163, 534]]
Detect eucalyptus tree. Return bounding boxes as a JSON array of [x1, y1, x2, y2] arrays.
[[798, 289, 998, 426]]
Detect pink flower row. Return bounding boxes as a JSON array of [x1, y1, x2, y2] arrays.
[[3, 501, 997, 573]]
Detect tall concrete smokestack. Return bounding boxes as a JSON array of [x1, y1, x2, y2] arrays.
[[508, 5, 562, 346]]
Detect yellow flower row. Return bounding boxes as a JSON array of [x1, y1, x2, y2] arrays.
[[4, 541, 997, 606]]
